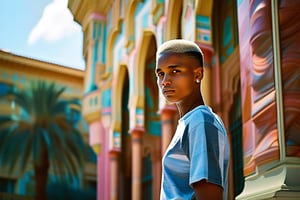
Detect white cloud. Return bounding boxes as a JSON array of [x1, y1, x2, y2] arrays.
[[28, 0, 80, 45]]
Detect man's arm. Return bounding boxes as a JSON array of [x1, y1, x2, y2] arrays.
[[193, 180, 223, 200]]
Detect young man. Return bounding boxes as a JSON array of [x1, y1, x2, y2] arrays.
[[155, 39, 230, 200]]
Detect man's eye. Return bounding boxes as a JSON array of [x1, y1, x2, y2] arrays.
[[157, 72, 164, 77], [172, 69, 179, 73]]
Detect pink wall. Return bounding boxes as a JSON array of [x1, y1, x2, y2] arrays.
[[90, 120, 111, 200]]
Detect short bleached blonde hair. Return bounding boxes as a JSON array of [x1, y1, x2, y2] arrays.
[[156, 39, 204, 67]]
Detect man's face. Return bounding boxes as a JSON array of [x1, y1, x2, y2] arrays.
[[155, 53, 202, 103]]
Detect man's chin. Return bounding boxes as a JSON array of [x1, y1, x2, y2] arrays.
[[165, 98, 180, 104]]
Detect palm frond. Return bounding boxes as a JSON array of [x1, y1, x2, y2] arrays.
[[0, 123, 33, 174], [0, 80, 85, 181]]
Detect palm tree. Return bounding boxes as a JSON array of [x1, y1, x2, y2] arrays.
[[0, 81, 85, 200]]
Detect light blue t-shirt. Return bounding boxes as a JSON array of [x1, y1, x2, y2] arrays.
[[160, 105, 230, 200]]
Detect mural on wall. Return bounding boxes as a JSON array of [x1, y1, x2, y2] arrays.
[[237, 0, 300, 176], [279, 1, 300, 156], [238, 0, 279, 176]]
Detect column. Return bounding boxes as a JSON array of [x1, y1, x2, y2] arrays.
[[83, 17, 106, 94], [159, 104, 178, 156], [109, 150, 120, 200], [151, 137, 162, 200], [130, 126, 144, 200]]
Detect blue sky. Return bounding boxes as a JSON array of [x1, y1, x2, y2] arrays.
[[0, 0, 85, 70]]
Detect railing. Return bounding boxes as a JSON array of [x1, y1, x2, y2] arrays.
[[0, 193, 33, 200]]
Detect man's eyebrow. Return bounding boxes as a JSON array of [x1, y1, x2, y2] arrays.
[[168, 65, 180, 69], [155, 65, 181, 73]]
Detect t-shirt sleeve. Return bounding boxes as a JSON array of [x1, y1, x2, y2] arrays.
[[182, 122, 223, 187]]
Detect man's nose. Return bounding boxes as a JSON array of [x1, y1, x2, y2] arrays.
[[162, 75, 171, 86]]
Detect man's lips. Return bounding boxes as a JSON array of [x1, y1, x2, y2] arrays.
[[162, 89, 175, 95]]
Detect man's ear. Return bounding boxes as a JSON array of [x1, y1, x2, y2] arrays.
[[194, 67, 203, 81]]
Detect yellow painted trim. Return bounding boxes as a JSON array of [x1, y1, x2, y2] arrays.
[[134, 30, 155, 109], [165, 0, 183, 40], [195, 0, 213, 16], [111, 64, 128, 132]]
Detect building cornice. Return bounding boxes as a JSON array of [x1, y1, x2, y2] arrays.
[[0, 50, 84, 78], [68, 0, 111, 28]]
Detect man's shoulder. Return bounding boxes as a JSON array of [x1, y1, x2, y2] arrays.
[[185, 106, 226, 133], [187, 106, 216, 123]]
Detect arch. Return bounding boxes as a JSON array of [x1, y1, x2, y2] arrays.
[[144, 35, 160, 136], [112, 64, 129, 132], [165, 0, 183, 40], [133, 30, 157, 110], [133, 30, 159, 199], [106, 28, 120, 74], [111, 64, 131, 199], [124, 0, 139, 48]]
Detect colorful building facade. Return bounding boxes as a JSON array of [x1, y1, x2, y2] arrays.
[[68, 0, 300, 199]]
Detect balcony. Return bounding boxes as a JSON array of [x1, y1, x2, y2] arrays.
[[82, 89, 102, 124]]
